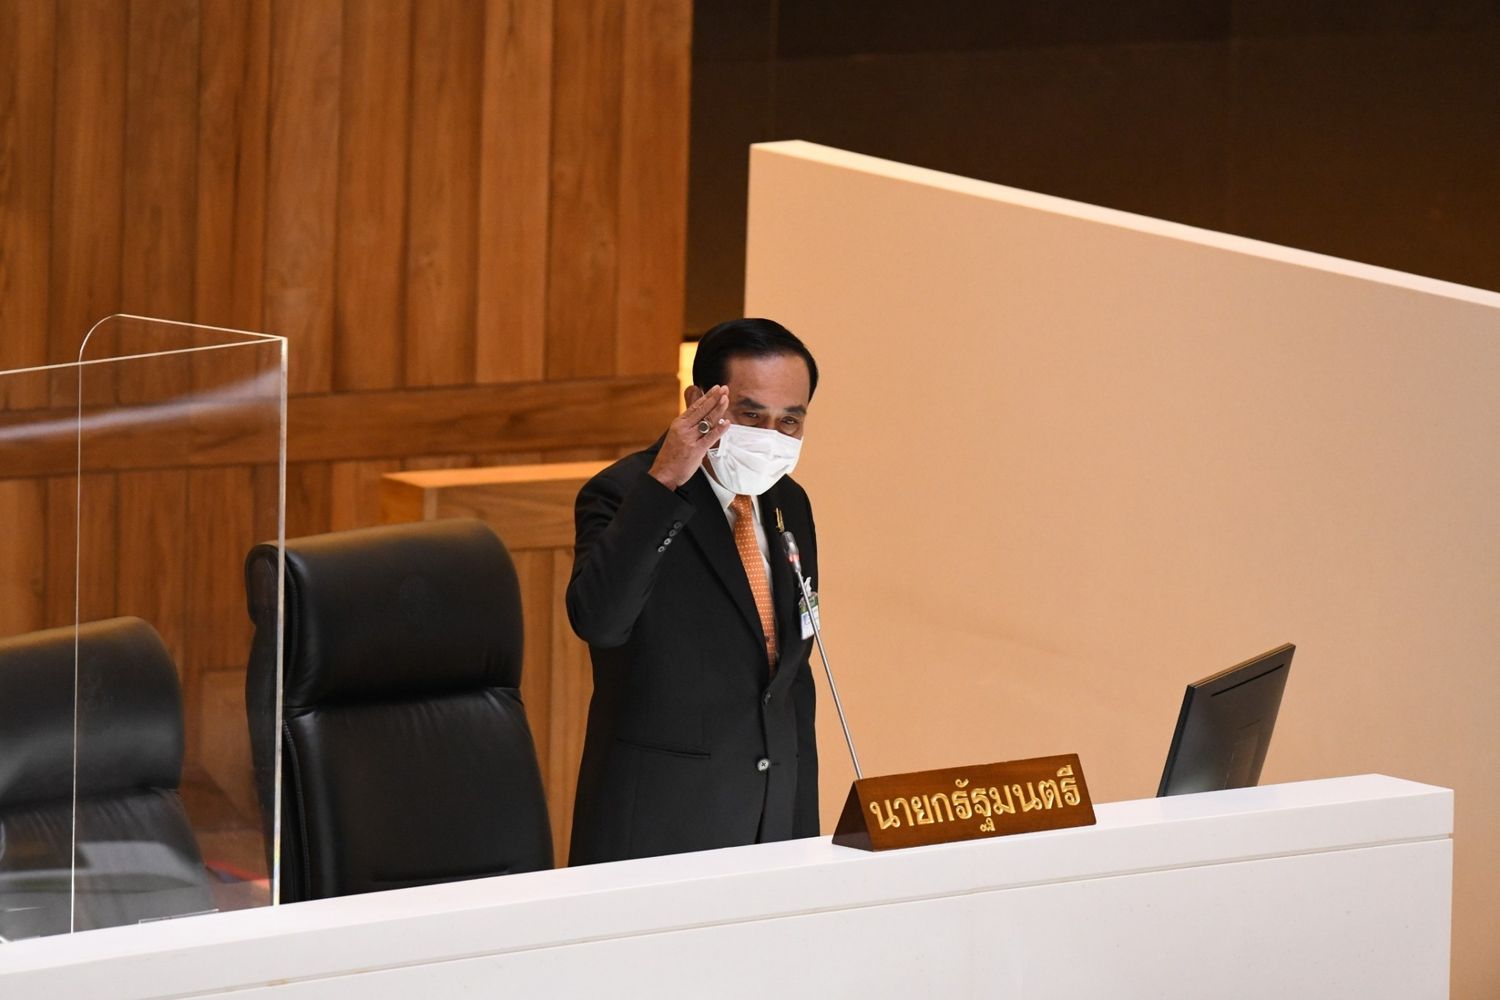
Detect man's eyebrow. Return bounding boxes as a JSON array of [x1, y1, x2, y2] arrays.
[[735, 395, 807, 416]]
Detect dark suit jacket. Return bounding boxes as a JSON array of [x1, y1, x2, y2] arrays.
[[566, 442, 819, 865]]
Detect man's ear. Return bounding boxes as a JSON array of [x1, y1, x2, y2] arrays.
[[684, 385, 705, 408]]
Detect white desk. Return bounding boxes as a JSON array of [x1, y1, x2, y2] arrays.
[[0, 775, 1452, 999]]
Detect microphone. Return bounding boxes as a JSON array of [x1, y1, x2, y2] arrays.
[[782, 529, 863, 780]]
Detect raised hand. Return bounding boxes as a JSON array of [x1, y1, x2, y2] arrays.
[[648, 385, 731, 489]]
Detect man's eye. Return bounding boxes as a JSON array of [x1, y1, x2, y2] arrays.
[[780, 416, 800, 426], [741, 411, 759, 421]]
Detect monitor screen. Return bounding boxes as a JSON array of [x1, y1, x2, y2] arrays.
[[1157, 643, 1295, 797]]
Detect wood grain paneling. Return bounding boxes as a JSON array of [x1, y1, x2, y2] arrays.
[[330, 459, 401, 530], [405, 0, 483, 388], [119, 0, 200, 407], [512, 547, 555, 846], [335, 0, 410, 392], [288, 375, 676, 464], [547, 546, 593, 864], [477, 0, 552, 384], [48, 0, 126, 402], [381, 461, 606, 549], [546, 0, 625, 379], [45, 473, 118, 627], [1, 374, 675, 478], [616, 0, 692, 376], [265, 0, 341, 395], [0, 480, 46, 635], [0, 0, 690, 879], [185, 467, 256, 680], [196, 0, 270, 334], [114, 470, 190, 678], [284, 461, 333, 540], [0, 0, 54, 410]]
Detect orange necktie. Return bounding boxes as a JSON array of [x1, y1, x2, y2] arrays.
[[730, 494, 777, 670]]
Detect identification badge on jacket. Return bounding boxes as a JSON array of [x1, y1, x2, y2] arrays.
[[799, 584, 820, 639]]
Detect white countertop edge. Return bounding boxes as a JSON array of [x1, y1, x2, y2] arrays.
[[0, 774, 1453, 993]]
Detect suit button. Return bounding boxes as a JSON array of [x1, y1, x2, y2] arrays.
[[668, 526, 679, 537], [762, 691, 771, 705], [662, 536, 673, 546], [756, 758, 770, 772], [656, 545, 666, 553], [672, 521, 683, 530]]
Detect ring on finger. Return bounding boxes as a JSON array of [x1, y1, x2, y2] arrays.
[[696, 419, 712, 435]]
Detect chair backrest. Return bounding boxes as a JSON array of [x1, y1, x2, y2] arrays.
[[244, 518, 552, 903], [0, 617, 212, 939]]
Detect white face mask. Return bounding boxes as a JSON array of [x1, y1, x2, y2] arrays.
[[707, 423, 803, 497]]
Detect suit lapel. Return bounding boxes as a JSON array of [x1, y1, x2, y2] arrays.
[[761, 481, 805, 693], [679, 469, 766, 648]]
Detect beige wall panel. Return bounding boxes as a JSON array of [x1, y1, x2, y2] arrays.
[[745, 141, 1500, 999]]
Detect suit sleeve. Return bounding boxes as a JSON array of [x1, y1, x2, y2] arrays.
[[566, 468, 696, 649]]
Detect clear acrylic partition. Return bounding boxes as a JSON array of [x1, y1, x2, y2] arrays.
[[0, 316, 285, 942]]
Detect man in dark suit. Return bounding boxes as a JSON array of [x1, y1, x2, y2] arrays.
[[567, 318, 821, 864]]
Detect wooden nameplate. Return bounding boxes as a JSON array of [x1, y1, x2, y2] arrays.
[[831, 753, 1095, 851]]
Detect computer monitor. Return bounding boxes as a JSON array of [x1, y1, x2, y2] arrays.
[[1157, 643, 1294, 797]]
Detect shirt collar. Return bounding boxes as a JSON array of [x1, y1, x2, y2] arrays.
[[702, 464, 758, 519]]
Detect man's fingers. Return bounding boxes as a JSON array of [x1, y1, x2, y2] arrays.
[[704, 418, 731, 447], [683, 384, 726, 422]]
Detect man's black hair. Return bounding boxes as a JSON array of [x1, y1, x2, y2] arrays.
[[691, 318, 819, 399]]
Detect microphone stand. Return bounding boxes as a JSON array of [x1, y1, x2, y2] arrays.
[[782, 530, 863, 780]]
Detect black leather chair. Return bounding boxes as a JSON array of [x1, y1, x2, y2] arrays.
[[244, 518, 551, 903], [0, 617, 214, 940]]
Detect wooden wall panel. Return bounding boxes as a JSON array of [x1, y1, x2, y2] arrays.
[[405, 0, 483, 388], [196, 0, 270, 334], [45, 473, 118, 628], [1, 375, 678, 478], [284, 461, 333, 540], [0, 0, 691, 876], [265, 0, 341, 395], [545, 0, 625, 379], [0, 0, 54, 409], [335, 0, 410, 392], [0, 481, 46, 636], [185, 467, 256, 678], [616, 0, 692, 376], [329, 459, 402, 530], [546, 547, 593, 864], [512, 547, 555, 832], [48, 0, 126, 402], [476, 0, 552, 384], [114, 471, 191, 726], [120, 0, 201, 404]]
